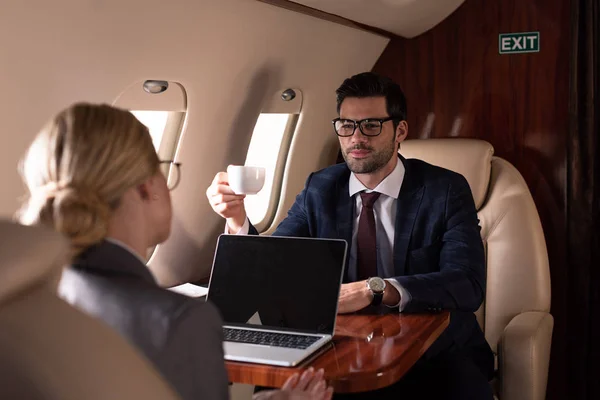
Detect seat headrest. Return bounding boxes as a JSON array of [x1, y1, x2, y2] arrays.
[[0, 220, 69, 304], [400, 138, 494, 209]]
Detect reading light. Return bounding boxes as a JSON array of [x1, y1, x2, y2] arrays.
[[281, 89, 296, 101], [143, 80, 169, 94]]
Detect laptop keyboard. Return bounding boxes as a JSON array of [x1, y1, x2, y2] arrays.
[[223, 328, 320, 349]]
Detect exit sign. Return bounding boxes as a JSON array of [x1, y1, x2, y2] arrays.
[[499, 32, 540, 54]]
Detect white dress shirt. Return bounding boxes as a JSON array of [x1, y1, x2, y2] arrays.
[[227, 160, 411, 311]]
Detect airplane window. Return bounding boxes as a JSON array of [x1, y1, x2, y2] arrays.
[[244, 113, 298, 231], [114, 80, 187, 263], [130, 110, 186, 186], [131, 110, 169, 151], [129, 110, 187, 262]]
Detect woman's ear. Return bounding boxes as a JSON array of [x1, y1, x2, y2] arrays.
[[136, 179, 153, 202]]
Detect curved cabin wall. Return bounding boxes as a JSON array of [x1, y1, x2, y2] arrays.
[[0, 0, 388, 284], [288, 0, 466, 38]]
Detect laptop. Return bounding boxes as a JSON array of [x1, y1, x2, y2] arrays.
[[206, 234, 347, 367]]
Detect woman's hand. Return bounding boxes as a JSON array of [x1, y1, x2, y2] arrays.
[[252, 367, 333, 400]]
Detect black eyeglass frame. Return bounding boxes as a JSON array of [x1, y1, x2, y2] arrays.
[[332, 117, 399, 137], [159, 160, 182, 191]]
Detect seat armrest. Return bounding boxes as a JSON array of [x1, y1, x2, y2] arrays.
[[498, 311, 553, 400]]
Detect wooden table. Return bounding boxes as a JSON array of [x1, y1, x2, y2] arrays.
[[225, 311, 450, 393]]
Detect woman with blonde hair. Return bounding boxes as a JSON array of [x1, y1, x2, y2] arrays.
[[18, 103, 332, 400]]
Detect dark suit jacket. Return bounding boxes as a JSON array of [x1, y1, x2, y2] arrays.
[[58, 241, 229, 400], [250, 155, 494, 377]]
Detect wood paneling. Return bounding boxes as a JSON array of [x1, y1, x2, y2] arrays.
[[225, 312, 449, 393], [372, 0, 571, 398], [567, 0, 599, 398]]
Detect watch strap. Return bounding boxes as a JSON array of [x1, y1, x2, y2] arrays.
[[371, 290, 383, 306]]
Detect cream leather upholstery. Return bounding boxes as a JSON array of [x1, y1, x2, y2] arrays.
[[401, 139, 553, 400], [0, 220, 180, 400]]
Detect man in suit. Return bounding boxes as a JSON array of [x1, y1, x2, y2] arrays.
[[207, 72, 494, 399]]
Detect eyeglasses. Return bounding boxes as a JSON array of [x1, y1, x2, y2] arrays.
[[159, 160, 182, 191], [332, 117, 397, 137]]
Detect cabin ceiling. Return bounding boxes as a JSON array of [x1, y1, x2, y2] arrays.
[[288, 0, 466, 38]]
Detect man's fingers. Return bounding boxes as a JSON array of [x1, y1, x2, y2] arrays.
[[211, 193, 246, 206], [207, 173, 235, 198], [207, 183, 239, 197], [212, 172, 229, 185], [215, 200, 244, 216]]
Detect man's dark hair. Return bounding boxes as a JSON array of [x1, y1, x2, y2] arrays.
[[335, 72, 407, 129]]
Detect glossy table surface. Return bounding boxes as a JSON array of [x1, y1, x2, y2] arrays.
[[225, 310, 450, 393]]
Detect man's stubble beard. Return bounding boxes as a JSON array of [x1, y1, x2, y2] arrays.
[[342, 139, 396, 174]]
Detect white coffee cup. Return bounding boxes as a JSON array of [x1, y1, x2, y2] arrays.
[[227, 165, 266, 195]]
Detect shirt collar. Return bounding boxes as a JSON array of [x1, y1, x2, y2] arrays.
[[348, 157, 405, 199], [105, 237, 148, 266]]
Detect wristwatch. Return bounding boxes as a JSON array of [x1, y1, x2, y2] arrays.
[[366, 277, 386, 306]]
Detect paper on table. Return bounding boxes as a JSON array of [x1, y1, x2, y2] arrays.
[[167, 283, 208, 298]]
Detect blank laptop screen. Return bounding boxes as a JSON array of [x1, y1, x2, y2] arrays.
[[207, 235, 347, 335]]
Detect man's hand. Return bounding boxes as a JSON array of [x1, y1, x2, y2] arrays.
[[252, 368, 333, 400], [338, 280, 402, 314], [205, 170, 247, 232], [337, 280, 371, 314]]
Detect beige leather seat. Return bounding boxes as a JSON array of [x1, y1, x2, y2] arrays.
[[401, 138, 553, 400], [0, 220, 180, 400]]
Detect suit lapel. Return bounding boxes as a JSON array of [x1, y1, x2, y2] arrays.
[[393, 156, 424, 276], [73, 241, 156, 284], [335, 176, 354, 282]]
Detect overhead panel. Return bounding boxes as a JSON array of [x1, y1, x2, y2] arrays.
[[289, 0, 465, 38]]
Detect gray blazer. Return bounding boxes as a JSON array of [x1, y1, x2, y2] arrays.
[[59, 241, 229, 400]]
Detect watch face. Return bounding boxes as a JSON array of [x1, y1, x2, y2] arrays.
[[368, 277, 386, 292]]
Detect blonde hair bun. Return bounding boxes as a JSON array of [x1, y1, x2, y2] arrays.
[[18, 103, 160, 258], [46, 185, 111, 253]]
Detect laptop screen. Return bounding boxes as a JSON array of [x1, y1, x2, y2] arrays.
[[207, 235, 347, 335]]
